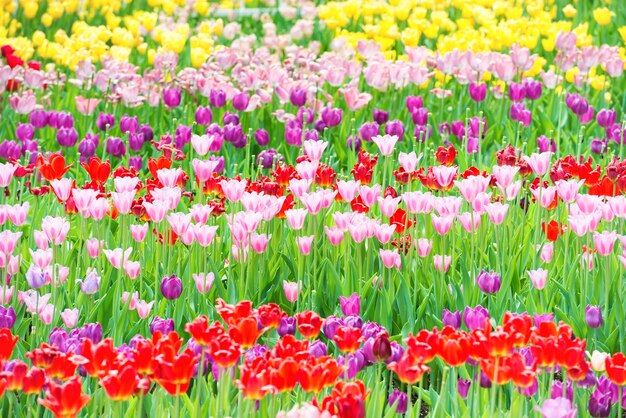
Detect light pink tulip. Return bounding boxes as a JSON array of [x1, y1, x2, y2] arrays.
[[61, 308, 79, 328], [194, 273, 215, 294], [122, 291, 139, 310], [575, 194, 600, 214], [112, 191, 136, 215], [324, 226, 344, 246], [192, 159, 219, 182], [195, 224, 219, 247], [608, 196, 626, 218], [522, 152, 552, 176], [50, 178, 73, 202], [537, 242, 554, 263], [498, 181, 522, 201], [72, 189, 99, 216], [433, 255, 452, 272], [143, 200, 168, 223], [289, 178, 312, 198], [89, 198, 110, 220], [377, 196, 401, 218], [190, 204, 213, 224], [30, 248, 52, 270], [103, 247, 133, 269], [431, 214, 455, 235], [398, 151, 420, 173], [130, 224, 148, 243], [283, 280, 301, 303], [372, 134, 399, 156], [220, 179, 247, 202], [0, 230, 22, 254], [403, 191, 433, 214], [286, 208, 307, 230], [191, 134, 213, 156], [528, 269, 548, 290], [8, 202, 29, 226], [136, 300, 154, 319], [359, 184, 381, 207], [300, 192, 323, 215], [167, 212, 192, 236], [432, 165, 457, 188], [0, 163, 16, 188], [303, 140, 328, 162], [250, 233, 271, 254], [337, 180, 360, 202], [40, 303, 54, 324], [296, 161, 319, 180], [296, 236, 314, 256], [0, 285, 13, 304], [484, 202, 509, 225], [157, 168, 182, 188], [531, 186, 557, 209], [492, 165, 519, 188], [34, 230, 49, 250], [417, 238, 432, 257], [593, 231, 617, 256], [556, 179, 584, 203], [380, 249, 401, 269], [124, 260, 141, 279], [457, 212, 481, 233], [114, 177, 140, 193]]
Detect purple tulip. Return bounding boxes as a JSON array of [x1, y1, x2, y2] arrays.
[[385, 120, 405, 139], [75, 323, 103, 343], [195, 106, 213, 125], [509, 82, 526, 102], [551, 380, 573, 403], [359, 122, 380, 142], [591, 138, 608, 155], [174, 125, 192, 149], [138, 124, 154, 142], [588, 390, 613, 417], [49, 327, 69, 351], [463, 305, 489, 331], [388, 389, 407, 414], [232, 92, 250, 111], [120, 115, 139, 134], [442, 309, 462, 329], [451, 121, 465, 138], [323, 315, 344, 339], [304, 129, 319, 142], [296, 107, 314, 125], [523, 80, 543, 100], [597, 109, 616, 128], [163, 87, 182, 108], [476, 270, 501, 294], [29, 110, 48, 128], [254, 128, 270, 146], [340, 293, 361, 316], [57, 112, 74, 129], [277, 316, 296, 337], [578, 106, 595, 124], [537, 135, 556, 153], [161, 275, 183, 299], [285, 127, 303, 147], [414, 124, 432, 143], [346, 135, 361, 152], [406, 96, 423, 113], [129, 156, 143, 171], [0, 140, 21, 159], [321, 107, 342, 127], [469, 82, 487, 102], [78, 270, 101, 295], [373, 108, 389, 125], [585, 305, 603, 328], [106, 137, 126, 158], [411, 107, 429, 125], [222, 112, 239, 125], [96, 112, 115, 131], [26, 265, 47, 289], [257, 149, 281, 169], [207, 156, 225, 173], [309, 340, 327, 358], [0, 306, 16, 329], [458, 379, 471, 399], [533, 313, 554, 327], [16, 123, 34, 141], [150, 316, 175, 335], [57, 127, 78, 147], [607, 124, 626, 144], [344, 315, 363, 329], [290, 88, 307, 107], [210, 89, 226, 108]]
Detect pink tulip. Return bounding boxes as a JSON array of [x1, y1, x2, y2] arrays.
[[556, 179, 584, 203], [193, 272, 215, 294], [472, 192, 492, 214], [398, 151, 420, 173], [40, 303, 54, 324], [0, 230, 22, 254], [289, 178, 312, 198], [455, 177, 482, 203], [143, 200, 168, 223], [380, 249, 401, 269], [55, 265, 68, 286], [431, 214, 455, 235], [600, 202, 616, 223], [136, 300, 154, 319], [61, 308, 79, 328], [608, 196, 626, 218], [72, 189, 99, 216], [30, 248, 52, 270], [283, 280, 301, 303], [124, 260, 141, 279], [359, 184, 381, 207], [152, 187, 182, 211], [528, 269, 548, 290], [191, 134, 213, 156], [324, 226, 344, 246], [337, 180, 360, 202], [7, 202, 29, 226], [378, 196, 401, 218], [195, 224, 219, 247], [103, 247, 133, 269], [575, 194, 600, 214], [50, 178, 73, 202], [122, 291, 139, 310], [372, 134, 399, 156], [75, 96, 100, 115], [231, 244, 248, 263], [403, 191, 433, 214], [0, 163, 16, 188], [375, 224, 396, 244], [348, 223, 368, 243], [320, 190, 338, 208], [417, 238, 432, 257], [530, 186, 557, 209], [167, 212, 192, 236], [498, 181, 522, 201], [484, 202, 509, 225], [522, 152, 552, 176], [89, 198, 110, 220], [303, 140, 328, 162], [492, 165, 519, 188], [190, 204, 213, 224], [220, 179, 247, 202], [300, 192, 323, 215], [296, 236, 314, 256], [457, 212, 481, 233], [157, 168, 182, 188], [34, 230, 48, 250], [7, 255, 20, 275], [8, 91, 37, 114], [582, 251, 594, 271], [130, 224, 148, 243], [229, 222, 248, 248], [433, 255, 452, 272], [250, 233, 271, 254], [296, 161, 319, 181], [0, 285, 13, 304], [537, 242, 554, 263], [593, 231, 617, 256], [433, 196, 463, 216], [568, 214, 591, 237], [432, 165, 457, 189], [192, 159, 219, 182], [286, 208, 307, 230], [114, 177, 140, 193], [112, 191, 136, 215]]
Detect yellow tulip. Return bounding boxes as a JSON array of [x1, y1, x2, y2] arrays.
[[593, 7, 613, 26]]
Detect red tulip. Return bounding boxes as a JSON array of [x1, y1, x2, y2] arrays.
[[606, 353, 626, 386], [0, 328, 18, 361], [38, 376, 90, 418], [387, 352, 430, 384], [333, 326, 364, 353], [100, 362, 140, 401], [295, 311, 323, 339], [36, 154, 72, 182]]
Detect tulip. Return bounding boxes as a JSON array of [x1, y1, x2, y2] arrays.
[[585, 305, 603, 328], [528, 269, 548, 290], [161, 275, 183, 299], [283, 281, 301, 303], [476, 270, 501, 294], [442, 309, 462, 329], [388, 389, 407, 414], [340, 293, 361, 316]]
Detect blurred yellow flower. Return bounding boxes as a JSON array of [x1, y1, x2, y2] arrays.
[[593, 7, 613, 26]]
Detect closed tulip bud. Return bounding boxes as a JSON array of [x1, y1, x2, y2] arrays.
[[160, 275, 182, 299], [585, 305, 603, 328], [372, 332, 392, 361]]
